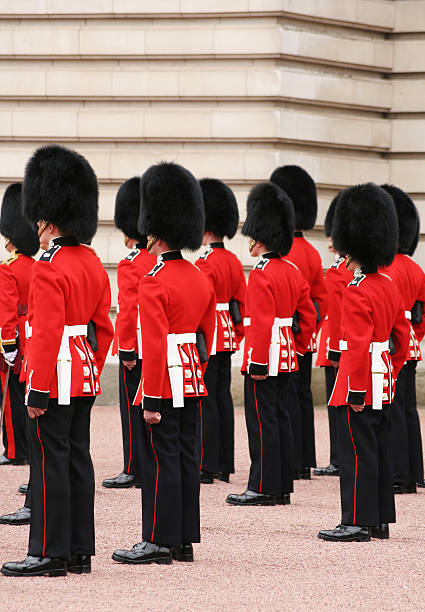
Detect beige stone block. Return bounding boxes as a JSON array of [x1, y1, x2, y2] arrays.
[[78, 110, 144, 138], [374, 41, 394, 70], [181, 0, 249, 11], [394, 41, 425, 72], [180, 69, 246, 97], [13, 28, 79, 55], [371, 121, 391, 149], [0, 147, 31, 178], [356, 0, 395, 29], [394, 0, 425, 32], [46, 0, 113, 11], [0, 0, 46, 13], [249, 0, 282, 11], [392, 80, 425, 113], [389, 160, 425, 192], [112, 0, 179, 12], [91, 233, 110, 264], [113, 69, 179, 97], [318, 156, 352, 186], [108, 233, 129, 264], [109, 149, 164, 179], [2, 69, 46, 96], [76, 149, 111, 180], [145, 109, 211, 138], [0, 111, 12, 137], [350, 158, 389, 185], [313, 74, 353, 105], [12, 109, 77, 137], [247, 69, 281, 97], [47, 69, 112, 97], [244, 150, 280, 180], [80, 28, 146, 55], [213, 26, 280, 55], [354, 79, 392, 109], [177, 150, 245, 180], [281, 0, 357, 22], [212, 109, 278, 139], [391, 120, 425, 152], [98, 188, 116, 221], [0, 30, 13, 54], [146, 27, 214, 54]]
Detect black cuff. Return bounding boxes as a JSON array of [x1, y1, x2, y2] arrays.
[[3, 343, 17, 353], [248, 362, 268, 376], [328, 349, 341, 363], [119, 349, 137, 361], [347, 390, 366, 405], [27, 389, 49, 410], [143, 396, 162, 412]]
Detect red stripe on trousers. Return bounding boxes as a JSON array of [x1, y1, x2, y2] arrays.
[[148, 423, 159, 542], [36, 417, 47, 556], [253, 382, 263, 492], [1, 372, 15, 459], [199, 400, 203, 470], [122, 366, 132, 474], [346, 406, 358, 525]]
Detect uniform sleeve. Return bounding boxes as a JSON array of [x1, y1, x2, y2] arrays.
[[0, 265, 19, 353], [232, 261, 247, 344], [412, 269, 425, 343], [138, 275, 169, 411], [197, 283, 217, 373], [195, 257, 216, 288], [310, 255, 328, 332], [26, 262, 67, 408], [341, 286, 374, 405], [246, 270, 275, 376], [326, 267, 348, 362], [293, 277, 317, 356], [391, 297, 411, 379], [116, 259, 139, 361], [90, 268, 114, 375]]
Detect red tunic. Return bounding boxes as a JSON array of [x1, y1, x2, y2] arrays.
[[114, 246, 156, 361], [134, 251, 216, 410], [0, 252, 34, 376], [195, 242, 246, 352], [286, 233, 328, 352], [316, 256, 353, 367], [383, 253, 425, 362], [329, 271, 410, 407], [241, 253, 317, 375], [24, 238, 114, 409]]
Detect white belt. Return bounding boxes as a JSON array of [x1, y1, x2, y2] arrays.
[[167, 332, 197, 408], [25, 323, 87, 340], [216, 303, 229, 311], [57, 324, 88, 405], [269, 317, 293, 376], [405, 310, 412, 321]]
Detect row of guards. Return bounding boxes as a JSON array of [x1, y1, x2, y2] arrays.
[[0, 146, 423, 576]]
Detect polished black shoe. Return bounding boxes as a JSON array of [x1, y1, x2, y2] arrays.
[[218, 472, 230, 483], [0, 454, 28, 466], [394, 482, 417, 494], [318, 524, 371, 542], [0, 506, 31, 525], [68, 555, 91, 574], [370, 523, 389, 539], [300, 467, 311, 480], [200, 470, 214, 484], [417, 480, 425, 488], [276, 493, 291, 505], [102, 472, 141, 489], [0, 454, 12, 466], [292, 469, 300, 480], [112, 541, 172, 565], [1, 556, 67, 577], [226, 490, 276, 506], [18, 484, 28, 495], [313, 464, 340, 477], [171, 543, 194, 562]]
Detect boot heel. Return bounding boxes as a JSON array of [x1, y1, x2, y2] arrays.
[[49, 568, 67, 577], [155, 557, 172, 565]]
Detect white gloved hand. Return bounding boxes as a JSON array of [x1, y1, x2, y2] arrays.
[[4, 350, 17, 367]]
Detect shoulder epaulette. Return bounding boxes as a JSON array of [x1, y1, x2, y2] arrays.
[[254, 257, 270, 271], [2, 251, 19, 266], [37, 245, 61, 263], [331, 256, 346, 270], [147, 261, 165, 277], [125, 248, 140, 262], [199, 247, 213, 261], [348, 274, 366, 287]]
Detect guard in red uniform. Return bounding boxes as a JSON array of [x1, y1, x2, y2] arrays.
[[195, 178, 246, 484], [270, 166, 328, 479], [226, 182, 316, 507], [318, 183, 410, 543], [381, 184, 425, 494], [1, 145, 114, 577], [102, 177, 155, 489], [0, 183, 39, 467], [112, 162, 215, 566], [315, 195, 352, 477]]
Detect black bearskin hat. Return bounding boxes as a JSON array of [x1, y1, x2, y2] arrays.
[[324, 193, 341, 237], [332, 183, 398, 269], [381, 184, 419, 256], [269, 165, 317, 230], [114, 177, 147, 247], [0, 183, 39, 256], [138, 162, 204, 251], [22, 145, 98, 244], [200, 178, 239, 239], [242, 182, 294, 255]]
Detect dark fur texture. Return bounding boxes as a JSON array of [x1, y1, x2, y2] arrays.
[[381, 184, 419, 256], [138, 162, 204, 251], [0, 183, 39, 256], [114, 176, 147, 246], [242, 182, 294, 255], [22, 145, 98, 244], [324, 193, 341, 237], [269, 165, 317, 230], [200, 178, 239, 239], [332, 183, 398, 269]]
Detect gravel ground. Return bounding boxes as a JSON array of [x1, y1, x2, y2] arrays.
[[0, 405, 424, 611]]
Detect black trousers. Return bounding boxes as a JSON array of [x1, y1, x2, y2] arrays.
[[200, 352, 234, 474], [287, 352, 316, 469], [336, 404, 395, 527], [244, 374, 293, 497], [28, 396, 95, 560], [119, 359, 142, 478], [139, 398, 200, 546], [390, 360, 424, 484], [325, 366, 338, 467], [1, 371, 28, 462]]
